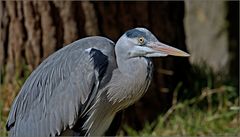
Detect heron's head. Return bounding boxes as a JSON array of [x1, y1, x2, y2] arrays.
[[115, 28, 189, 58]]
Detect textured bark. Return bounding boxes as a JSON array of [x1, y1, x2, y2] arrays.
[[38, 2, 57, 58], [81, 1, 99, 36], [54, 1, 78, 45], [5, 1, 25, 83], [0, 2, 9, 70], [1, 1, 191, 134], [23, 1, 41, 70]]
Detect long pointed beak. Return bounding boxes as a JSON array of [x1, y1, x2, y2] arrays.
[[148, 42, 190, 57]]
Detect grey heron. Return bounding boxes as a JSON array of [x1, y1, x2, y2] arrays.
[[6, 28, 189, 137]]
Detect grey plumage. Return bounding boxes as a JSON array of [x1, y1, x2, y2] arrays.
[[6, 28, 189, 137]]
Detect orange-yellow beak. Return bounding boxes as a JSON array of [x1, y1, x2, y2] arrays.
[[148, 42, 190, 57]]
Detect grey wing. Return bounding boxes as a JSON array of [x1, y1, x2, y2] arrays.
[[6, 36, 116, 137]]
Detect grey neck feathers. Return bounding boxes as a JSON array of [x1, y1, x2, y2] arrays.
[[107, 56, 153, 109]]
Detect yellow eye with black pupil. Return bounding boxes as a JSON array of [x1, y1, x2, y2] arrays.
[[138, 37, 144, 44]]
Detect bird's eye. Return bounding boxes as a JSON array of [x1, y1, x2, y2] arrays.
[[138, 37, 145, 45]]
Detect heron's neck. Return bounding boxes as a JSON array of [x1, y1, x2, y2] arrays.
[[117, 57, 152, 79], [107, 57, 153, 110]]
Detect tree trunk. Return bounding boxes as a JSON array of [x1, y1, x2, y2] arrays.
[[0, 1, 190, 134]]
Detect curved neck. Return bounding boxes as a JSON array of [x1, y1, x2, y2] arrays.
[[107, 57, 153, 110], [117, 57, 148, 77]]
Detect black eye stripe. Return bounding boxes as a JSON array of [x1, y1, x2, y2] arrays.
[[125, 28, 147, 38]]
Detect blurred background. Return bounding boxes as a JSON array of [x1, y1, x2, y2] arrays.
[[0, 1, 239, 136]]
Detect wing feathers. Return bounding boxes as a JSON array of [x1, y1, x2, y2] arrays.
[[6, 37, 114, 137]]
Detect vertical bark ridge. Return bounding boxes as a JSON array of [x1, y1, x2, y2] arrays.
[[54, 1, 78, 46], [81, 1, 99, 36], [23, 1, 41, 71], [38, 1, 57, 59]]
